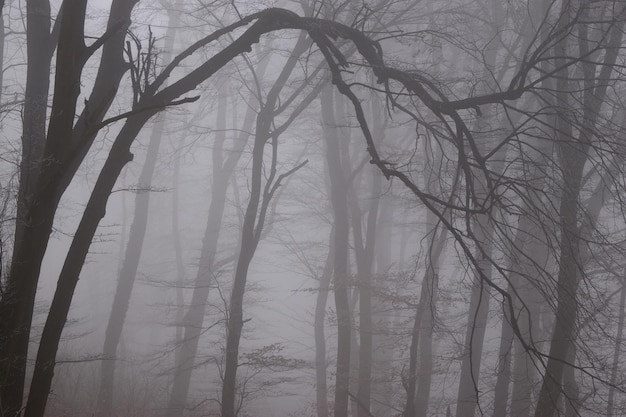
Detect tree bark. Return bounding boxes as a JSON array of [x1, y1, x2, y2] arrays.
[[492, 306, 514, 417], [24, 109, 154, 417], [0, 3, 88, 413], [414, 215, 447, 417], [15, 0, 51, 250], [404, 215, 447, 417], [533, 3, 624, 415], [507, 132, 552, 417], [454, 151, 495, 417], [315, 229, 334, 417], [606, 277, 626, 417], [321, 85, 351, 417], [370, 195, 393, 417], [0, 2, 136, 413], [350, 92, 386, 417], [170, 124, 186, 374]]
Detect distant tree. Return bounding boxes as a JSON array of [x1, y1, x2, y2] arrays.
[[532, 2, 626, 416], [96, 8, 180, 415], [320, 84, 352, 417], [220, 30, 317, 417], [166, 52, 268, 417]]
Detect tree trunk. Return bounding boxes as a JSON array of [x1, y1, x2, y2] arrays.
[[415, 217, 446, 417], [533, 3, 623, 415], [171, 128, 185, 367], [96, 112, 168, 417], [315, 229, 334, 417], [492, 306, 514, 417], [321, 85, 351, 417], [606, 277, 626, 417], [0, 2, 136, 413], [351, 91, 386, 417], [97, 11, 179, 412], [403, 300, 422, 417], [15, 0, 51, 250], [221, 34, 311, 417], [220, 105, 270, 417], [414, 267, 437, 417], [166, 77, 258, 416], [0, 3, 89, 413], [404, 215, 446, 417], [508, 136, 552, 417], [371, 196, 393, 417], [562, 343, 579, 416], [455, 163, 495, 417], [24, 110, 155, 417], [21, 11, 300, 411]]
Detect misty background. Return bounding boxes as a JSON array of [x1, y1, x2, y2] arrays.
[[1, 1, 626, 417]]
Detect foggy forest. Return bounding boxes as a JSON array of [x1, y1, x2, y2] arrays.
[[2, 0, 626, 416]]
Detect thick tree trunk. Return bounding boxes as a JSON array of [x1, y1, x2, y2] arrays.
[[0, 4, 4, 102], [455, 172, 495, 417], [321, 85, 351, 417], [352, 93, 385, 417], [606, 278, 626, 417], [24, 110, 154, 417], [562, 343, 579, 416], [349, 173, 378, 417], [533, 3, 623, 415], [532, 37, 584, 412], [510, 262, 547, 417], [0, 3, 88, 413], [510, 312, 536, 417], [0, 177, 61, 417], [403, 301, 422, 417], [15, 0, 51, 250], [0, 2, 136, 413], [508, 136, 551, 417], [414, 268, 437, 417], [492, 306, 514, 417], [404, 213, 446, 417]]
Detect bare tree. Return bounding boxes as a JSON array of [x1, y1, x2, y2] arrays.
[[533, 3, 625, 416], [220, 30, 318, 417], [3, 2, 617, 417], [97, 10, 180, 415], [321, 84, 351, 417]]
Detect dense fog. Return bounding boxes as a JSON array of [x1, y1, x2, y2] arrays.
[[1, 1, 626, 416]]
